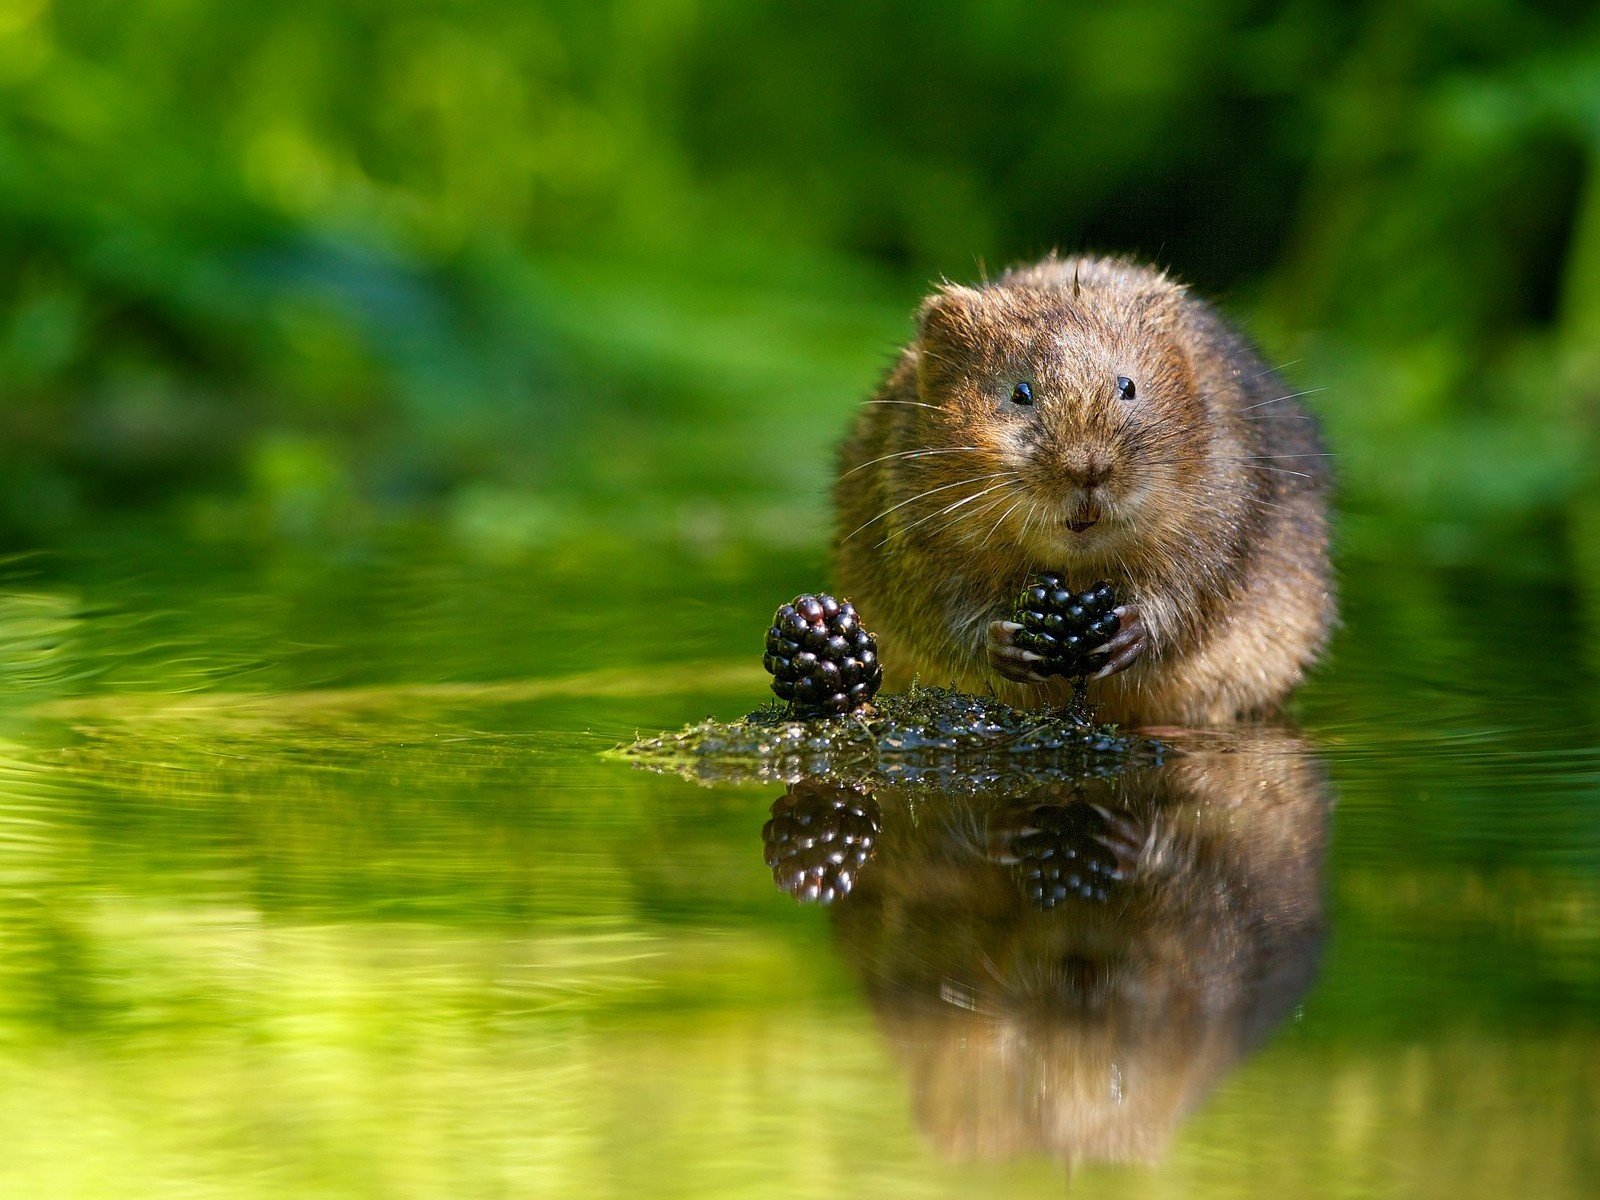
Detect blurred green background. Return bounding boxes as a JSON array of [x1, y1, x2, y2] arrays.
[[2, 0, 1596, 563]]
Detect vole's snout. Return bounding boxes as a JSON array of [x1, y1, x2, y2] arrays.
[[1062, 451, 1113, 492], [1045, 447, 1117, 533]]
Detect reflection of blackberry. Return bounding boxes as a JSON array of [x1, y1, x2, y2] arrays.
[[762, 780, 880, 904], [1013, 802, 1125, 908], [1012, 575, 1120, 678], [763, 593, 883, 718]]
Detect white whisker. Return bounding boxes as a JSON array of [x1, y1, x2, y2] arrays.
[[1241, 464, 1312, 479], [839, 470, 1016, 543], [934, 489, 1017, 551], [1194, 360, 1305, 405], [1020, 498, 1043, 549], [841, 446, 980, 477], [1237, 387, 1328, 413], [878, 478, 1019, 548], [975, 492, 1029, 554]]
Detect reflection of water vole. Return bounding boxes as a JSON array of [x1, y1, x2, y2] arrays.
[[818, 728, 1330, 1166], [833, 255, 1334, 725]]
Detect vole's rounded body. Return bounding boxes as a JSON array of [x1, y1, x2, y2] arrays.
[[832, 255, 1333, 726]]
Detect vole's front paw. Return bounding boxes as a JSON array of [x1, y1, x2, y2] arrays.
[[1090, 605, 1147, 679], [987, 620, 1050, 684]]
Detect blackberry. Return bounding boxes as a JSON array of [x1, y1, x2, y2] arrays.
[[1011, 574, 1120, 678], [761, 780, 880, 904], [1011, 802, 1126, 909], [762, 593, 883, 718]]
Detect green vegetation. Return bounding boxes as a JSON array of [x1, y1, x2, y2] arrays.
[[1, 0, 1596, 559]]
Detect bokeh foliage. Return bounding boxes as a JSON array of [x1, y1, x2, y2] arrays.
[[0, 0, 1596, 553]]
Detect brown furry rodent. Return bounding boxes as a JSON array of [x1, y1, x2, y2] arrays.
[[833, 254, 1334, 725]]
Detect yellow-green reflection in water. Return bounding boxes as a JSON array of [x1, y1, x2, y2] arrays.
[[0, 531, 1593, 1198]]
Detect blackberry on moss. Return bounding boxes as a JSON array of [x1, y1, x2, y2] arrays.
[[1012, 574, 1121, 679], [761, 780, 880, 904], [763, 593, 883, 718]]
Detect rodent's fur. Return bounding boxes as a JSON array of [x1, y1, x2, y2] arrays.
[[833, 254, 1333, 725]]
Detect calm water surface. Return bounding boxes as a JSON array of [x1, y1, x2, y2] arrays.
[[0, 522, 1595, 1198]]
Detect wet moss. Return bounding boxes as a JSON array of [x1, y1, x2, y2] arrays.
[[610, 683, 1162, 787]]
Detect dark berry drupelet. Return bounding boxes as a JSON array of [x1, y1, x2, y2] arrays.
[[763, 593, 883, 718], [1012, 574, 1121, 678], [761, 781, 880, 904], [1011, 802, 1127, 909]]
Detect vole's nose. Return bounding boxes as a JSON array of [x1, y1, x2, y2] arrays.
[[1063, 452, 1113, 491]]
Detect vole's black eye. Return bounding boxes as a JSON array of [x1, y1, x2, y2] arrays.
[[1010, 381, 1034, 406], [1116, 376, 1136, 400]]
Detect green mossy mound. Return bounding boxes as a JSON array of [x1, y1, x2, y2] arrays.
[[610, 684, 1162, 788]]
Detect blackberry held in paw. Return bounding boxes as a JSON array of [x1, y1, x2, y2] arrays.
[[833, 254, 1335, 725], [1012, 575, 1120, 679], [763, 593, 883, 718]]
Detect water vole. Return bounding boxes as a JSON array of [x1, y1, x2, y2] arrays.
[[832, 255, 1333, 725]]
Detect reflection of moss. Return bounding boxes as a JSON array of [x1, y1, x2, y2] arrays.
[[613, 684, 1161, 787]]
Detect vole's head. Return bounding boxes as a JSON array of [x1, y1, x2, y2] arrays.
[[909, 260, 1208, 563]]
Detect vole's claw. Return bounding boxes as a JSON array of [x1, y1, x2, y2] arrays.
[[987, 619, 1051, 684], [1090, 605, 1147, 679]]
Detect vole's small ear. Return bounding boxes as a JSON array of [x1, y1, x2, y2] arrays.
[[916, 283, 983, 346]]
